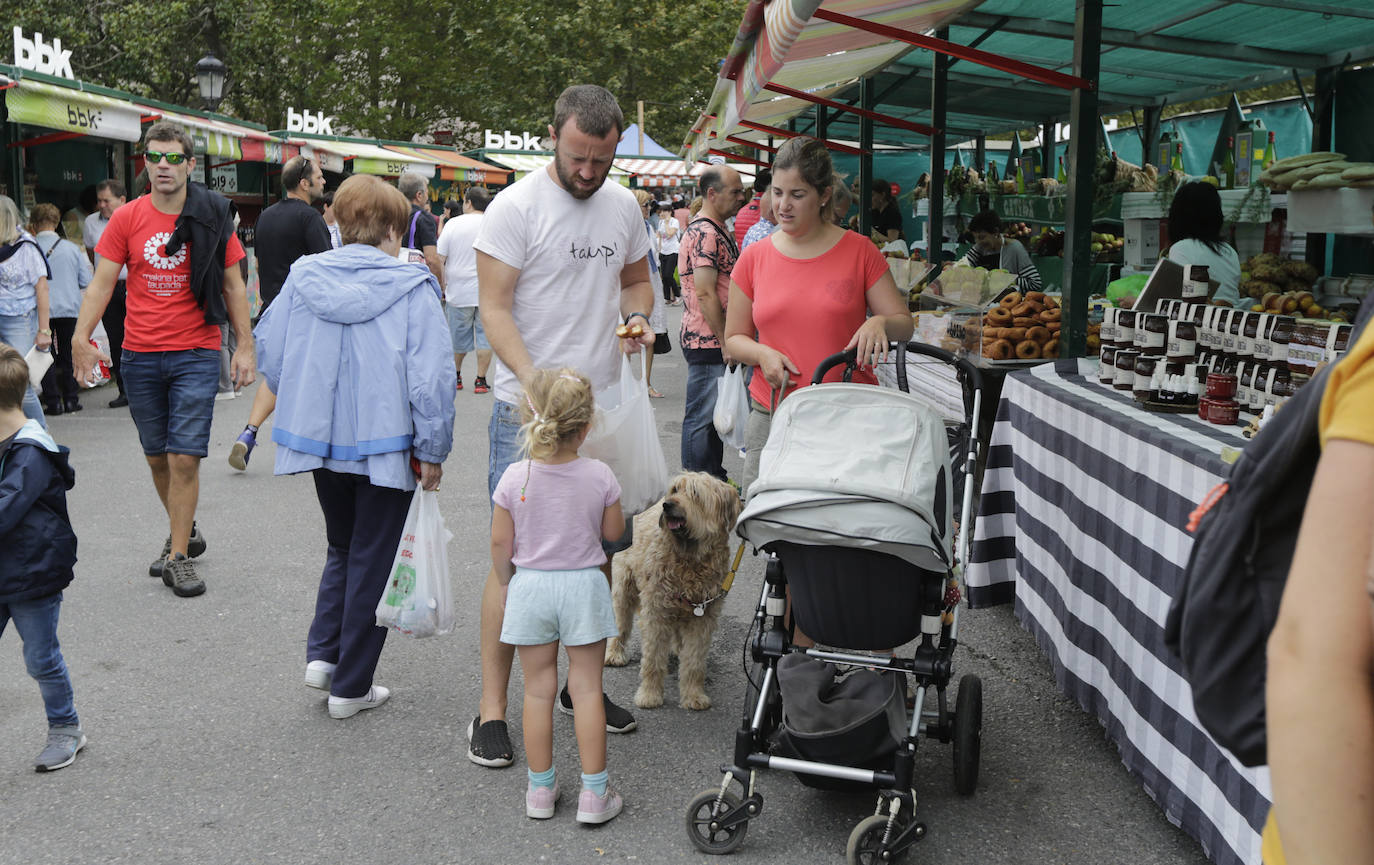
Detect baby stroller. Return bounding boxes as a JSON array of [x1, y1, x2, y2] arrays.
[[684, 342, 985, 863]]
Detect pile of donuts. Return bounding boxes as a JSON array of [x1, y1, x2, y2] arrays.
[[973, 291, 1062, 361]]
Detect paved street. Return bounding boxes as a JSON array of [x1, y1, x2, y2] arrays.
[[0, 307, 1210, 865]]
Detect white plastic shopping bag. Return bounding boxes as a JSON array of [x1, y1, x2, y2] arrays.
[[375, 487, 455, 637], [582, 353, 670, 515], [24, 346, 52, 389], [712, 364, 749, 451]]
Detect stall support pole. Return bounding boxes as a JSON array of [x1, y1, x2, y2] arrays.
[[1307, 64, 1339, 274], [974, 135, 986, 174], [1141, 106, 1162, 169], [815, 104, 828, 143], [928, 27, 949, 259], [859, 77, 874, 238], [1043, 118, 1056, 182], [1063, 0, 1101, 358]]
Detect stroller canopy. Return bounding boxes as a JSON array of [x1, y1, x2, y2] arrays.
[[738, 383, 953, 573]]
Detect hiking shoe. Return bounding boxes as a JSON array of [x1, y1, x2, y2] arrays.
[[149, 524, 207, 578], [305, 660, 337, 690], [34, 726, 86, 772], [473, 376, 490, 394], [558, 686, 638, 733], [455, 372, 463, 391], [526, 781, 561, 819], [161, 553, 205, 597], [576, 787, 623, 825], [466, 715, 515, 767], [328, 685, 390, 719], [228, 427, 257, 471]]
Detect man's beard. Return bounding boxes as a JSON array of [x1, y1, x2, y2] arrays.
[[554, 149, 609, 201]]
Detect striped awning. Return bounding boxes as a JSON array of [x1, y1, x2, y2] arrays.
[[135, 103, 276, 160], [614, 157, 692, 186], [685, 0, 980, 161]]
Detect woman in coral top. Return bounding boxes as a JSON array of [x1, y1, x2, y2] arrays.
[[724, 136, 913, 490]]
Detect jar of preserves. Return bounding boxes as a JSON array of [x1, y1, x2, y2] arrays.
[[1166, 319, 1197, 361], [1137, 313, 1167, 356], [1099, 345, 1117, 384], [1133, 355, 1159, 401], [1270, 315, 1294, 368], [1237, 312, 1260, 360], [1206, 371, 1237, 400], [1117, 309, 1137, 347], [1113, 349, 1139, 391]]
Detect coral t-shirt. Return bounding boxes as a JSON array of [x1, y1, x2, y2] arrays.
[[95, 195, 245, 352], [733, 230, 890, 406]]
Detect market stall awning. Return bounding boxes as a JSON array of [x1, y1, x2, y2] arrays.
[[684, 0, 982, 161], [614, 157, 691, 187], [133, 103, 276, 161], [384, 146, 511, 183], [480, 151, 631, 184], [269, 134, 437, 176], [4, 73, 147, 143]]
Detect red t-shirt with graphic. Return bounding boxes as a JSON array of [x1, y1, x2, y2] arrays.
[[95, 195, 245, 352]]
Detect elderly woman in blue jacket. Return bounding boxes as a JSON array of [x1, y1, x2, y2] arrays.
[[254, 174, 455, 720]]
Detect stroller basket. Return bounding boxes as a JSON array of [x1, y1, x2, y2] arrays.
[[773, 542, 943, 650]]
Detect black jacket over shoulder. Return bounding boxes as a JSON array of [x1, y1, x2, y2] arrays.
[[0, 426, 77, 603], [164, 181, 235, 326]]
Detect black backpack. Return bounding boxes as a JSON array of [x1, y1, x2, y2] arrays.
[[1164, 299, 1372, 768]]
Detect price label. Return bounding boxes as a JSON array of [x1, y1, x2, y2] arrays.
[[208, 165, 239, 195]]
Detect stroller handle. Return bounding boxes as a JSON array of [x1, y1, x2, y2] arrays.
[[811, 342, 984, 399]]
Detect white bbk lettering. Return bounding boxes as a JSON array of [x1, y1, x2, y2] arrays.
[[483, 129, 541, 151], [13, 28, 74, 79], [286, 107, 335, 135]]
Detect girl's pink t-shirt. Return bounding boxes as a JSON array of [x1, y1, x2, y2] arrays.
[[493, 456, 621, 570], [733, 230, 890, 406]]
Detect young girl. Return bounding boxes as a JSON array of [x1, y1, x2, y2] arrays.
[[492, 368, 625, 824]]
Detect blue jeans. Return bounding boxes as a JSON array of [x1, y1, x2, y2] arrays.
[[0, 309, 47, 429], [1, 593, 79, 728], [121, 348, 222, 456], [682, 362, 726, 481], [488, 399, 633, 554]]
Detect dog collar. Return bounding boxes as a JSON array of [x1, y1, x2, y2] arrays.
[[669, 591, 725, 617]]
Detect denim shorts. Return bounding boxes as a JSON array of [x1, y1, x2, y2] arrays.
[[445, 304, 490, 353], [500, 566, 619, 647], [122, 348, 221, 456], [489, 399, 633, 554]]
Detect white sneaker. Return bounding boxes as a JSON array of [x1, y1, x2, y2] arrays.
[[305, 660, 336, 690], [328, 685, 390, 719]]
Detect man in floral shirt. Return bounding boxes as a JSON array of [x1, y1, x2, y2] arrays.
[[678, 165, 745, 480]]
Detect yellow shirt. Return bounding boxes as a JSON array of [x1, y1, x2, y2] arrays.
[[1265, 315, 1372, 864]]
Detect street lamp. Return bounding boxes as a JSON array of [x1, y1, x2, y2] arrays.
[[195, 52, 227, 112]]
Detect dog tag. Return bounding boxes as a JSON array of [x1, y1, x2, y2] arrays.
[[693, 604, 705, 617]]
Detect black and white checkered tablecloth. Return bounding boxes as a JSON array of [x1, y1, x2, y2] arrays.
[[966, 358, 1269, 865]]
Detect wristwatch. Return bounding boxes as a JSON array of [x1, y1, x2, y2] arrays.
[[38, 328, 52, 336], [624, 312, 650, 327]]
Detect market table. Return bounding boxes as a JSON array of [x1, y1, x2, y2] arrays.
[[965, 359, 1270, 865]]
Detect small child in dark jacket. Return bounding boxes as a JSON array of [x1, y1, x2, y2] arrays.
[[0, 345, 83, 771]]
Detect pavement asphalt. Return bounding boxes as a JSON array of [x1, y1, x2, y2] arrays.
[[0, 304, 1212, 865]]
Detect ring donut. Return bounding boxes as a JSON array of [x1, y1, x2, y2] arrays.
[[1026, 325, 1050, 343], [1025, 291, 1046, 304], [1043, 339, 1060, 359], [1041, 308, 1062, 322], [999, 291, 1023, 309], [1047, 321, 1061, 332], [1011, 302, 1036, 318], [1016, 340, 1041, 359], [1004, 327, 1027, 342], [1012, 316, 1037, 328], [987, 338, 1013, 360], [987, 307, 1013, 326]]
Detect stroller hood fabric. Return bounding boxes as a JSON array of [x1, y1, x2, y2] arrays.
[[738, 383, 953, 571]]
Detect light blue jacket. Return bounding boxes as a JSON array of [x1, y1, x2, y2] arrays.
[[35, 231, 92, 318], [254, 245, 455, 489]]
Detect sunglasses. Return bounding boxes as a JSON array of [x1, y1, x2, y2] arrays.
[[144, 150, 189, 165]]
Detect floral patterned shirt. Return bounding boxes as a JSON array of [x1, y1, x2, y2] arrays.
[[679, 216, 738, 358]]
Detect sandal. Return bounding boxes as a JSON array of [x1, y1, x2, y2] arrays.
[[648, 387, 665, 398]]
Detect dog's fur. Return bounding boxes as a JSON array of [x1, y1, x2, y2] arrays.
[[605, 472, 741, 710]]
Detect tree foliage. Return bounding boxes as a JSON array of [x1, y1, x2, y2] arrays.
[[8, 0, 744, 148]]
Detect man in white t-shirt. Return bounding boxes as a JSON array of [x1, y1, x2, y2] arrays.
[[437, 186, 493, 393], [468, 84, 654, 769]]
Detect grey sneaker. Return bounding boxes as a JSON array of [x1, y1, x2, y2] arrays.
[[162, 553, 206, 597], [149, 524, 207, 577], [35, 726, 86, 772]]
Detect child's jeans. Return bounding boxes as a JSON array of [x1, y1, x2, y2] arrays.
[[1, 593, 79, 728]]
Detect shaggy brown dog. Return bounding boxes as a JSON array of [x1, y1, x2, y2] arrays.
[[605, 472, 741, 710]]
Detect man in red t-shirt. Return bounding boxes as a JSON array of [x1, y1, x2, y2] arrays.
[[72, 122, 255, 598], [731, 168, 770, 248]]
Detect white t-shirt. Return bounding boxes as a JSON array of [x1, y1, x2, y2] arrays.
[[437, 212, 483, 307], [84, 211, 128, 280], [1167, 239, 1242, 308], [474, 167, 651, 404]]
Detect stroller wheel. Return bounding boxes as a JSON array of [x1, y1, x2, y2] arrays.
[[685, 790, 749, 855], [953, 673, 983, 796], [847, 814, 904, 865]]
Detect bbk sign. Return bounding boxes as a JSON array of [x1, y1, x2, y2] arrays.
[[484, 129, 543, 151], [13, 28, 74, 80], [286, 107, 335, 136]]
